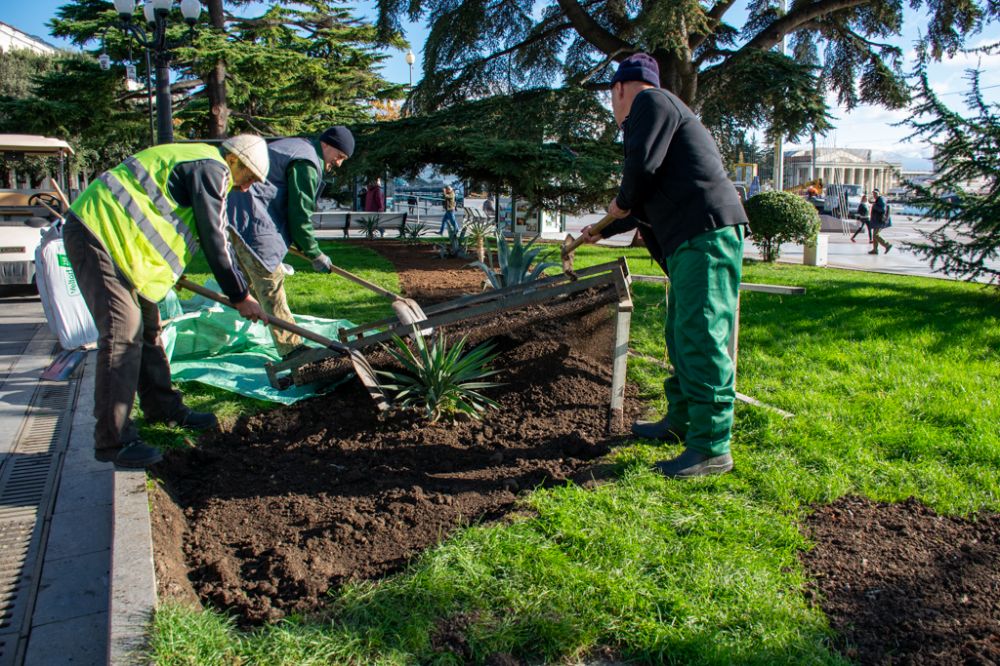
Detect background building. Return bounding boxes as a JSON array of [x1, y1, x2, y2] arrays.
[[0, 21, 57, 55], [784, 147, 901, 193]]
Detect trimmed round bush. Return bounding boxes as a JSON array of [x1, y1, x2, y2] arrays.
[[744, 191, 821, 262]]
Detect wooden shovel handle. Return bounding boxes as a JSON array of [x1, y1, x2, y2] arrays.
[[288, 246, 400, 301], [49, 177, 71, 209], [176, 277, 348, 353], [562, 213, 617, 256]]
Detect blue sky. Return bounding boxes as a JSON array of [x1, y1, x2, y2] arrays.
[[5, 0, 999, 162]]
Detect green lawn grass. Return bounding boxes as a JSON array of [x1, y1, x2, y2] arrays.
[[150, 242, 1000, 665]]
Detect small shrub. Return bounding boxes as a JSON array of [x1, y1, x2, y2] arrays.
[[744, 191, 821, 262], [470, 232, 557, 289], [378, 327, 501, 423]]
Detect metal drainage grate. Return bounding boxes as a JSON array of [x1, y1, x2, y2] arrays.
[[0, 378, 77, 666]]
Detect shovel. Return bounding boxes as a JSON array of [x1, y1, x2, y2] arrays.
[[561, 213, 617, 280], [176, 277, 389, 411], [288, 247, 431, 334]]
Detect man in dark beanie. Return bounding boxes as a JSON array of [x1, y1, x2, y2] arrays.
[[579, 53, 748, 478], [227, 126, 354, 358]]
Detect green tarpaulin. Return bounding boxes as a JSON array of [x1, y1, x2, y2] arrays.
[[159, 286, 355, 405]]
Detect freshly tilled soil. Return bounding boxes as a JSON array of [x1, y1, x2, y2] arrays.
[[802, 495, 1000, 665], [151, 267, 639, 624]]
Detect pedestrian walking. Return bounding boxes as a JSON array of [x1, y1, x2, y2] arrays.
[[438, 185, 458, 234], [868, 188, 893, 254]]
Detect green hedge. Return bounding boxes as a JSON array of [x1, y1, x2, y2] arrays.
[[744, 191, 821, 262]]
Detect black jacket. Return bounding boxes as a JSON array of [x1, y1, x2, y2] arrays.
[[602, 88, 747, 263]]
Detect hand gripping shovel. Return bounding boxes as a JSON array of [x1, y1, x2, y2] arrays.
[[289, 248, 431, 335], [561, 213, 617, 280], [176, 277, 389, 411]]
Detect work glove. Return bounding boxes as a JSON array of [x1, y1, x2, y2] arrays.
[[311, 253, 333, 273]]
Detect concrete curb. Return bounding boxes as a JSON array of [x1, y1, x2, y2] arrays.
[[68, 350, 159, 665], [108, 468, 156, 665]]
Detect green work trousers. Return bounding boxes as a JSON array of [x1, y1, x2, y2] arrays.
[[663, 225, 744, 457]]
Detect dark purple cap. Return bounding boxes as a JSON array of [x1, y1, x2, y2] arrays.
[[319, 126, 355, 158], [611, 53, 660, 88]]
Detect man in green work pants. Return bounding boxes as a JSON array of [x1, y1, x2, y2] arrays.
[[580, 53, 747, 478]]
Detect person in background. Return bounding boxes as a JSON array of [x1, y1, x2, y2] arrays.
[[63, 135, 269, 468], [364, 177, 385, 212], [850, 194, 871, 243], [227, 126, 354, 358], [483, 196, 495, 218], [868, 188, 893, 254], [438, 185, 458, 234], [578, 53, 747, 478]]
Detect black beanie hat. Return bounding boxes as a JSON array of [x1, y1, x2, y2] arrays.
[[319, 126, 355, 157], [611, 53, 660, 88]]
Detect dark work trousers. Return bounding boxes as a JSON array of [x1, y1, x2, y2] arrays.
[[62, 215, 184, 451]]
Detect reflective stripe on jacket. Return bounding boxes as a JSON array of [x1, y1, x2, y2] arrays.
[[70, 143, 225, 301]]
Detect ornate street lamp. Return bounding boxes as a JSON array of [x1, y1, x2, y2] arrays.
[[405, 49, 415, 88], [107, 0, 201, 144]]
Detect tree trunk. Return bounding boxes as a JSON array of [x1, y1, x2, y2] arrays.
[[205, 0, 229, 139], [655, 51, 698, 106]]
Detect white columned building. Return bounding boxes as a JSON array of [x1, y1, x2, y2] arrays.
[[784, 148, 901, 192]]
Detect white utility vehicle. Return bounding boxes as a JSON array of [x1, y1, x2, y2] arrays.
[[0, 134, 73, 287]]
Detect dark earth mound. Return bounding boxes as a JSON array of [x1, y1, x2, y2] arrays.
[[151, 251, 638, 624], [802, 495, 1000, 665]]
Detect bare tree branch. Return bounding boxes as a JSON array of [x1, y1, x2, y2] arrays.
[[739, 0, 871, 54], [555, 0, 633, 58]]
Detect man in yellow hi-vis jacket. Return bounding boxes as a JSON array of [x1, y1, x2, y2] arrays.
[[63, 135, 269, 468]]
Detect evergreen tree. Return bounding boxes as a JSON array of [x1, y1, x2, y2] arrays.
[[47, 0, 405, 139], [339, 88, 620, 212], [904, 46, 1000, 286], [380, 0, 999, 141], [0, 49, 147, 176]]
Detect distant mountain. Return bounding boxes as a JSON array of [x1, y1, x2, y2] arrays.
[[870, 150, 934, 172]]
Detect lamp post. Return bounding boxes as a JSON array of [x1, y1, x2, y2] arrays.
[[405, 49, 415, 88], [109, 0, 201, 144]]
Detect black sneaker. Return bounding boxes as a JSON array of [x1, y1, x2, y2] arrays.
[[94, 446, 121, 463], [653, 448, 733, 478], [884, 243, 893, 254], [177, 410, 218, 431], [114, 441, 163, 468], [631, 416, 686, 443], [157, 410, 217, 431]]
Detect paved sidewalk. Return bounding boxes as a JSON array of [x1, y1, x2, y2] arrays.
[[0, 287, 110, 666]]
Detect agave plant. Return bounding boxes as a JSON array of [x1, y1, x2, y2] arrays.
[[402, 220, 427, 243], [437, 224, 468, 258], [378, 328, 502, 423], [470, 232, 557, 289], [463, 214, 496, 264], [358, 216, 382, 240]]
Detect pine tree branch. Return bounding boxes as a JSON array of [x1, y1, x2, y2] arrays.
[[738, 0, 871, 54], [690, 0, 738, 52]]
